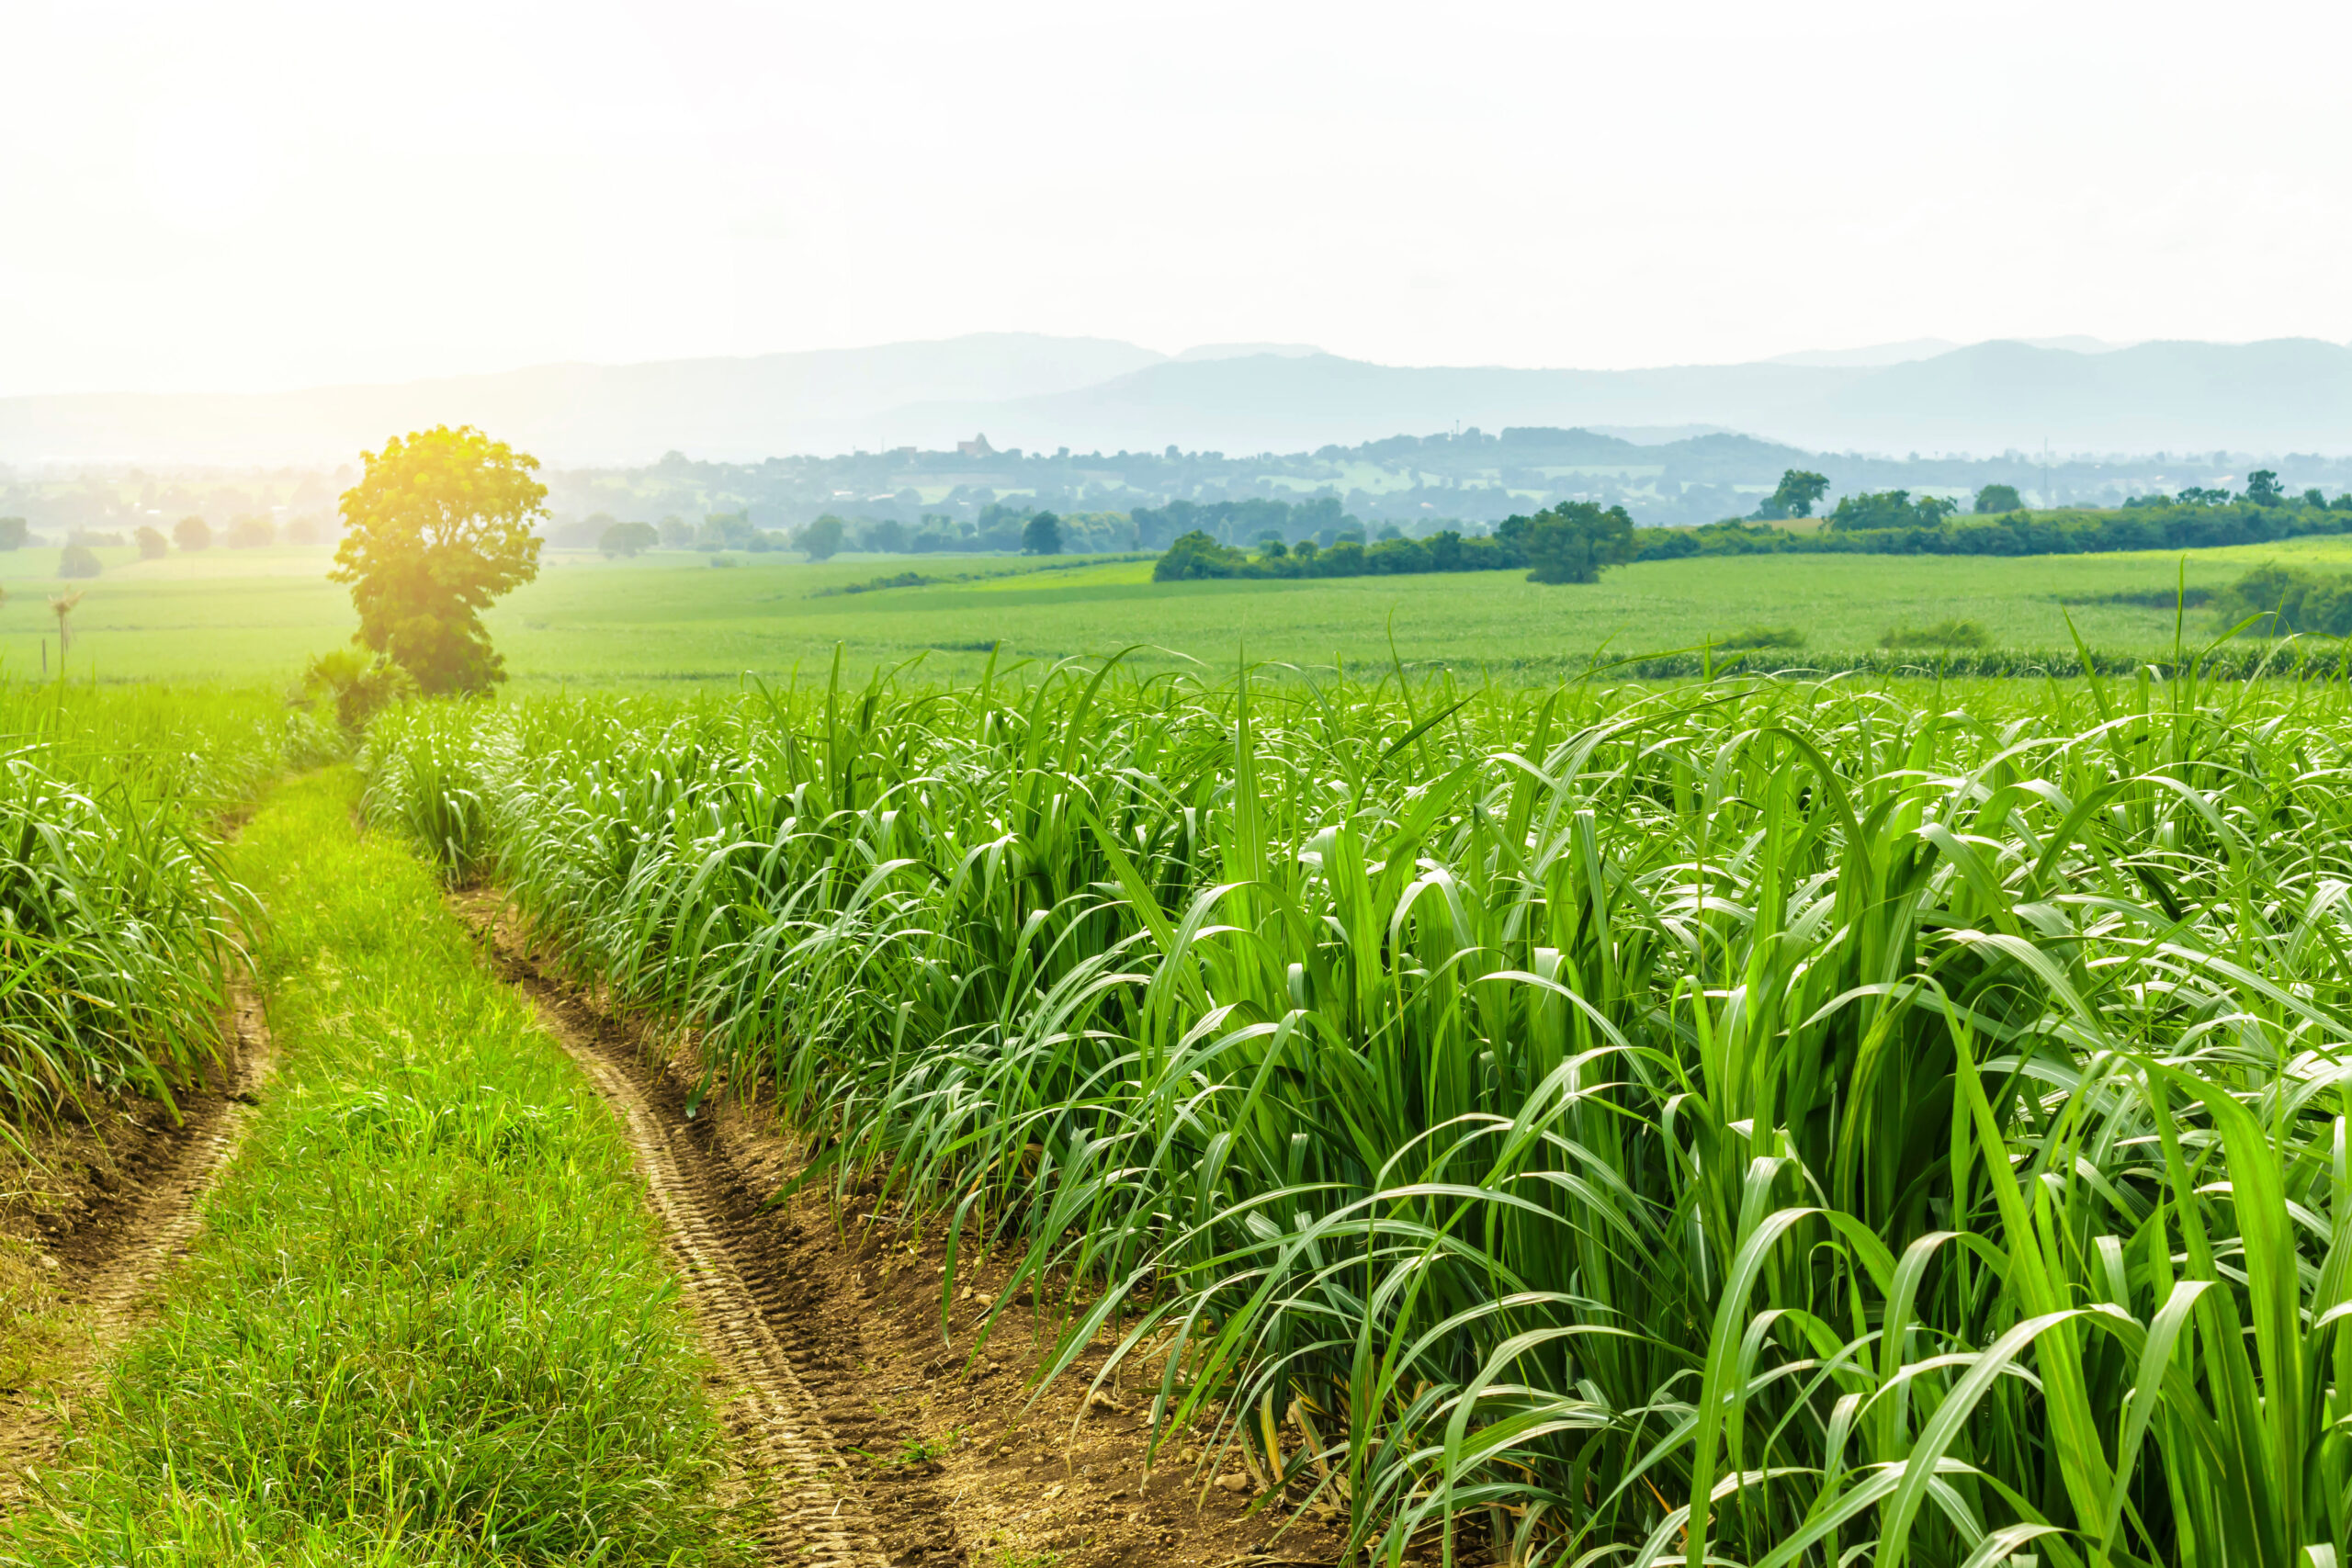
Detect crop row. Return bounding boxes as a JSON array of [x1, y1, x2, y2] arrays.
[[0, 686, 338, 1122], [366, 660, 2352, 1568]]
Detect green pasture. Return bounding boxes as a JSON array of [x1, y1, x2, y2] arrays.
[[15, 535, 2352, 686]]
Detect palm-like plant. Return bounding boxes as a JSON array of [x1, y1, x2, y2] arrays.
[[48, 588, 84, 661]]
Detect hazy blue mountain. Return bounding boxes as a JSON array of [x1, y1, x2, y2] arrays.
[[1767, 335, 2126, 369], [881, 340, 2352, 457], [6, 334, 2352, 467], [1767, 339, 1964, 368], [0, 333, 1167, 466], [877, 352, 1852, 455], [1173, 343, 1328, 362], [1810, 338, 2352, 451]]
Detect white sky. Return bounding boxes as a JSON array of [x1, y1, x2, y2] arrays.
[[6, 0, 2349, 396]]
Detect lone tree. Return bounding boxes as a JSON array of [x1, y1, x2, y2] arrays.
[[1022, 510, 1063, 556], [2245, 469, 2284, 506], [332, 425, 546, 694], [1759, 469, 1830, 520], [793, 514, 845, 561], [1973, 483, 2025, 514], [598, 519, 660, 558], [1510, 502, 1635, 584], [173, 515, 210, 551]]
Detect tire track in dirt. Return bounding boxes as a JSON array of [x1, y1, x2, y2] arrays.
[[0, 987, 275, 1510], [465, 895, 1333, 1568], [75, 991, 274, 1339], [515, 985, 889, 1567]]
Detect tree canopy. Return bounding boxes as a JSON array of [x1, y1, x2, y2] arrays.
[[1826, 489, 1959, 531], [794, 514, 845, 561], [599, 520, 660, 558], [1973, 483, 2025, 513], [332, 424, 547, 694], [1511, 502, 1636, 583], [1022, 511, 1063, 556], [1762, 469, 1830, 519]]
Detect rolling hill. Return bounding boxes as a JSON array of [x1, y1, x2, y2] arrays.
[[6, 334, 2351, 466]]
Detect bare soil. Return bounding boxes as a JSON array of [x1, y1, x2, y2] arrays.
[[0, 989, 274, 1508], [457, 892, 1351, 1568]]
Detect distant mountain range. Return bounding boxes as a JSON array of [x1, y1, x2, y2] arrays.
[[1763, 335, 2128, 368], [6, 333, 2352, 467]]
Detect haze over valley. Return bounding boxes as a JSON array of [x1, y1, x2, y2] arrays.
[[10, 333, 2352, 469]]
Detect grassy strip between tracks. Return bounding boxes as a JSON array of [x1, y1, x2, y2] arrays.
[[2, 767, 748, 1566]]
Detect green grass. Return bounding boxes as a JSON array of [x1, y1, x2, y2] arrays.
[[24, 536, 2352, 687], [4, 769, 746, 1565], [365, 662, 2352, 1568]]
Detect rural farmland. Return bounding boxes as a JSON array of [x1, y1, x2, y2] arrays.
[[15, 533, 2352, 687], [4, 597, 2349, 1562], [11, 6, 2352, 1555]]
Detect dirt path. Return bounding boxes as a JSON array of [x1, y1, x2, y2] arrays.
[[0, 988, 275, 1509], [521, 989, 890, 1567], [465, 898, 1340, 1568]]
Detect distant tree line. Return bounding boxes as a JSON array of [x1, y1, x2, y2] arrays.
[[528, 427, 2352, 539], [1130, 497, 1357, 549], [3, 508, 326, 581], [1156, 503, 1636, 585], [1634, 499, 2352, 562], [548, 502, 1141, 560], [1147, 468, 2352, 590]]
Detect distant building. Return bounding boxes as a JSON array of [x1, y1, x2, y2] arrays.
[[957, 434, 996, 458]]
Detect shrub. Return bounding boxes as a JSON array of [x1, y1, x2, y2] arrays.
[[1317, 537, 1367, 574], [301, 646, 418, 733], [2063, 586, 2215, 609], [1153, 530, 1252, 581], [2214, 560, 2352, 637], [1713, 624, 1805, 650], [1879, 618, 1989, 649]]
